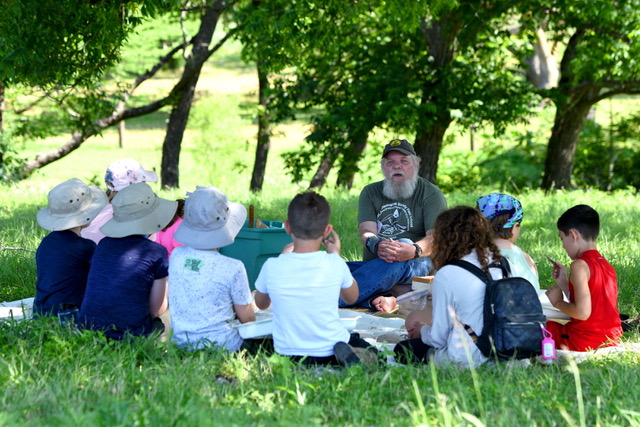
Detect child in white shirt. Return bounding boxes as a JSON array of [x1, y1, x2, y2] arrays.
[[254, 192, 373, 366]]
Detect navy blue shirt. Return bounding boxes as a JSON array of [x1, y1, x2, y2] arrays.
[[34, 230, 96, 315], [79, 236, 169, 339]]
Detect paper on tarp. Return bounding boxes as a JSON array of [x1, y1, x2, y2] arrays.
[[0, 297, 34, 320]]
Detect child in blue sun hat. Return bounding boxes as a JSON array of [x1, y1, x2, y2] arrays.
[[476, 193, 539, 290]]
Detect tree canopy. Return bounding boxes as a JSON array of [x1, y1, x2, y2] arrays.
[[2, 0, 640, 191], [0, 0, 179, 87]]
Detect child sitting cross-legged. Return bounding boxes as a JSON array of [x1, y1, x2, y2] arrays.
[[34, 178, 108, 316], [545, 204, 623, 351], [169, 186, 255, 351], [476, 193, 540, 290], [78, 183, 177, 340], [254, 191, 377, 366]]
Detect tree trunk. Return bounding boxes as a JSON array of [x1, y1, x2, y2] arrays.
[[525, 28, 559, 89], [160, 2, 224, 189], [161, 80, 198, 188], [336, 129, 369, 189], [250, 63, 270, 192], [309, 147, 338, 189], [412, 15, 460, 183], [118, 120, 125, 148], [414, 118, 450, 183], [0, 81, 4, 132], [541, 90, 599, 190]]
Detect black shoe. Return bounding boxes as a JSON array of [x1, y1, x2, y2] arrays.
[[334, 342, 361, 366], [621, 314, 640, 333]]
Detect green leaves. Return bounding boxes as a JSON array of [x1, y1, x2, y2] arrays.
[[0, 0, 178, 87]]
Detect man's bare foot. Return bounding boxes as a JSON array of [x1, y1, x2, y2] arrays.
[[371, 296, 398, 312]]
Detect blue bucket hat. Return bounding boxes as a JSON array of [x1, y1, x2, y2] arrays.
[[476, 193, 524, 228]]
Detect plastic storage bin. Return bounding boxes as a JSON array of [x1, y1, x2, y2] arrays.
[[219, 220, 292, 289]]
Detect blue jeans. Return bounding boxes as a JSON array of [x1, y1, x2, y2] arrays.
[[340, 257, 432, 308]]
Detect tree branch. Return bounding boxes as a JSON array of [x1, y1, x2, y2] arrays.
[[204, 28, 237, 62], [593, 86, 640, 104], [20, 38, 193, 176]]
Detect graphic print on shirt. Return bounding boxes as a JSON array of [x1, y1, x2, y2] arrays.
[[376, 202, 414, 238], [184, 258, 202, 272]]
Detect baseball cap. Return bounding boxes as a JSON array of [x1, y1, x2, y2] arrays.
[[104, 159, 158, 192], [382, 139, 416, 157]]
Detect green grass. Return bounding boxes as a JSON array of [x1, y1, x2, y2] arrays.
[[2, 173, 640, 425], [1, 317, 639, 425], [3, 19, 640, 426]]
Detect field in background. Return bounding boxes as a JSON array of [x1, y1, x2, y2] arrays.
[[3, 29, 640, 306]]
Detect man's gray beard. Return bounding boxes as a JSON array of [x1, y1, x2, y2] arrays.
[[382, 174, 418, 200]]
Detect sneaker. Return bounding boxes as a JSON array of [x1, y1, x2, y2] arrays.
[[333, 342, 361, 366], [353, 347, 381, 366]]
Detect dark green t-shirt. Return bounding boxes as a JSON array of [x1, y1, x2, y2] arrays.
[[358, 177, 447, 261]]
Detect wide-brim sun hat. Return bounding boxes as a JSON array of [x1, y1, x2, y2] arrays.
[[104, 158, 159, 192], [100, 182, 178, 238], [174, 186, 247, 250], [37, 178, 108, 231]]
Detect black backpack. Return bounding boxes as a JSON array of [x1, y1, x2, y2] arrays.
[[449, 259, 546, 360]]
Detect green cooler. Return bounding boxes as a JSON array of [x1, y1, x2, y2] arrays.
[[219, 220, 292, 290]]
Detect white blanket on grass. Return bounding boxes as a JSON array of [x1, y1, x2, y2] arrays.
[[0, 297, 34, 320], [4, 298, 637, 366]]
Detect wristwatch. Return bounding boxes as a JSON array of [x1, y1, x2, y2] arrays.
[[413, 243, 422, 259]]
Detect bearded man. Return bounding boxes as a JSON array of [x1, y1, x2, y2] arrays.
[[340, 139, 447, 311]]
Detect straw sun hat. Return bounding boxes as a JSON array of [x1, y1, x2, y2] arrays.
[[100, 182, 178, 238], [174, 186, 247, 249], [37, 178, 108, 231]]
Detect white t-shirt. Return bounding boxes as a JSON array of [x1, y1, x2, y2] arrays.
[[169, 247, 253, 351], [255, 251, 353, 357], [421, 250, 504, 368]]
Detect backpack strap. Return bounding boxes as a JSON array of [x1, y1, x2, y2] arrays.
[[448, 259, 492, 284], [498, 257, 512, 276], [447, 258, 508, 355], [448, 258, 510, 282]]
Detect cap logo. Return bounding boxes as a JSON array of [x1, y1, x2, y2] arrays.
[[390, 139, 402, 147]]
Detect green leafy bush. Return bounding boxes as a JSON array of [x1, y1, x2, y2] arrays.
[[0, 133, 27, 183], [437, 131, 545, 193], [573, 119, 640, 191]]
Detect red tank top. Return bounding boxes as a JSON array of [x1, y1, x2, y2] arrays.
[[565, 250, 622, 350]]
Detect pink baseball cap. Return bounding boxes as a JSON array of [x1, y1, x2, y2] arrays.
[[104, 159, 158, 191]]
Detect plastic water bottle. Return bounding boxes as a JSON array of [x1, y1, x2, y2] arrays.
[[541, 327, 556, 360]]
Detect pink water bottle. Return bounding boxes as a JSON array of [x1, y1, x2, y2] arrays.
[[541, 327, 556, 360]]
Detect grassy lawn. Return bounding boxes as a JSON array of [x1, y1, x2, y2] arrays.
[[3, 158, 640, 425], [2, 20, 640, 426]]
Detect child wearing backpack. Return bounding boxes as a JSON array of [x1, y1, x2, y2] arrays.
[[545, 204, 623, 351], [34, 178, 108, 316], [394, 206, 505, 367], [477, 193, 540, 290]]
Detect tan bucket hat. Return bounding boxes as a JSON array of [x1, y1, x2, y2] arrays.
[[37, 178, 108, 231], [174, 186, 246, 249], [100, 183, 178, 238]]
